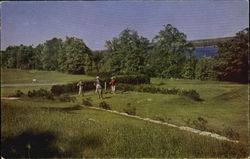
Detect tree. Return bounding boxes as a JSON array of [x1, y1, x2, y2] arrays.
[[214, 28, 249, 82], [104, 29, 150, 74], [182, 55, 197, 79], [195, 57, 216, 80], [59, 37, 92, 74], [92, 50, 105, 72], [41, 38, 63, 71], [149, 24, 194, 78], [32, 44, 44, 70]]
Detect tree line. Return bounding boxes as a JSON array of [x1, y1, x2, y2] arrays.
[[1, 24, 248, 83]]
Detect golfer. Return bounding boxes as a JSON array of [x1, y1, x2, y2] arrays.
[[94, 76, 103, 99], [77, 80, 84, 96], [109, 77, 116, 94]]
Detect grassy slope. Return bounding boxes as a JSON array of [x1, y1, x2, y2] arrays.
[[1, 99, 247, 158], [1, 69, 94, 84], [1, 69, 248, 157]]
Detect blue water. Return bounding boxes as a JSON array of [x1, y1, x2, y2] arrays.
[[194, 47, 218, 58]]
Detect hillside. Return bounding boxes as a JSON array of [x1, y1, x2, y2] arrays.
[[190, 37, 233, 47]]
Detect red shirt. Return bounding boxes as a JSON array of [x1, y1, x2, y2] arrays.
[[109, 79, 116, 86]]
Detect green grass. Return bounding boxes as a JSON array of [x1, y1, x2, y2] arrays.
[[1, 69, 248, 157], [1, 69, 94, 84], [1, 99, 247, 158]]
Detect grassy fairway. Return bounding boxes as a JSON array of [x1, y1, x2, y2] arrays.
[[1, 69, 248, 157], [1, 69, 94, 84]]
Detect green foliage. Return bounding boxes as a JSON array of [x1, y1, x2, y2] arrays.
[[181, 55, 197, 79], [41, 38, 63, 71], [51, 75, 150, 96], [59, 94, 76, 102], [10, 90, 24, 97], [117, 83, 201, 101], [195, 57, 217, 80], [59, 37, 92, 74], [2, 37, 93, 74], [28, 89, 54, 100], [99, 101, 111, 110], [179, 89, 201, 101], [149, 24, 195, 78], [1, 45, 39, 70], [123, 103, 136, 115], [115, 74, 150, 85], [104, 29, 150, 74], [214, 28, 249, 83]]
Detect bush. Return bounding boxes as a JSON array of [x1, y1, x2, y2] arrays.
[[179, 89, 202, 101], [123, 103, 136, 115], [59, 94, 76, 102], [117, 84, 135, 92], [115, 74, 150, 85], [99, 101, 111, 110], [10, 90, 24, 97], [86, 72, 113, 79], [28, 89, 54, 100], [51, 74, 150, 96], [82, 98, 92, 106]]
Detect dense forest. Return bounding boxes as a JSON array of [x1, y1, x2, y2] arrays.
[[1, 24, 249, 83]]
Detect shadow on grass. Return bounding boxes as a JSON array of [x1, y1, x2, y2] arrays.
[[1, 129, 104, 158], [41, 105, 84, 113], [1, 130, 59, 158]]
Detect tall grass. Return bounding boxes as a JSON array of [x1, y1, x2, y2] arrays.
[[1, 100, 247, 158]]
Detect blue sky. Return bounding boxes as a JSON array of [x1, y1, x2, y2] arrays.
[[1, 1, 249, 50]]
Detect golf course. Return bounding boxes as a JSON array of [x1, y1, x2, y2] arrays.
[[1, 1, 249, 158], [1, 69, 248, 158]]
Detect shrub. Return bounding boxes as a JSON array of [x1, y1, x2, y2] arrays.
[[51, 75, 150, 96], [117, 84, 135, 92], [59, 94, 76, 102], [10, 90, 24, 97], [86, 72, 113, 79], [27, 89, 54, 100], [123, 103, 136, 115], [179, 89, 201, 101], [82, 98, 92, 106], [99, 101, 111, 110], [158, 81, 166, 86], [115, 74, 150, 85]]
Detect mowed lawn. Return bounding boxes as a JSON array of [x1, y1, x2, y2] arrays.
[[1, 69, 94, 84], [1, 69, 248, 157]]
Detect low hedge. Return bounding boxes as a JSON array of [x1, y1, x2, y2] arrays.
[[51, 74, 150, 95], [117, 84, 201, 101]]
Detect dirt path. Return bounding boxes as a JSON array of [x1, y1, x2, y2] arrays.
[[81, 105, 239, 143]]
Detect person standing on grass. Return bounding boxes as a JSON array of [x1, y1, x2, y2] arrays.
[[77, 80, 84, 96], [109, 77, 116, 94], [94, 76, 103, 99]]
